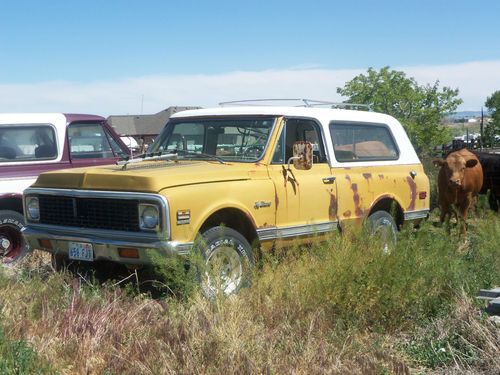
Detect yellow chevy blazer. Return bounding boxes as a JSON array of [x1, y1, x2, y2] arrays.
[[23, 102, 430, 295]]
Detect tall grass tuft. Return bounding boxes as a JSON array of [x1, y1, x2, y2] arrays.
[[0, 212, 498, 374]]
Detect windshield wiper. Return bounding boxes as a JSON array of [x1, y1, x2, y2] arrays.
[[116, 151, 177, 169], [174, 149, 226, 164]]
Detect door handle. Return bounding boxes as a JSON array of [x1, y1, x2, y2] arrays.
[[322, 176, 336, 184]]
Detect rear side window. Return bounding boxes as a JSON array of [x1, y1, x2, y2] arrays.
[[329, 122, 399, 162], [0, 125, 57, 162], [68, 123, 114, 159]]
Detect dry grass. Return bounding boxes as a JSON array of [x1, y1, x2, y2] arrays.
[[0, 212, 498, 374]]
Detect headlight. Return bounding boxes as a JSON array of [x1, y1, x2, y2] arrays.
[[139, 204, 159, 230], [26, 196, 40, 221]]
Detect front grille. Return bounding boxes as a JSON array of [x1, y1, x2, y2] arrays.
[[38, 195, 140, 232]]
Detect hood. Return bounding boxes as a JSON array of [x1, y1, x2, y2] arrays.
[[32, 160, 267, 193]]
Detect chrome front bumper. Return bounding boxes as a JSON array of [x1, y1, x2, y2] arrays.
[[22, 224, 192, 266]]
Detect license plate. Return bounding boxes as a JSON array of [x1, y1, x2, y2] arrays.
[[68, 242, 94, 262]]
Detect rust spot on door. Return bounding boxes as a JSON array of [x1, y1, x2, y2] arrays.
[[363, 173, 372, 180], [343, 210, 351, 218], [351, 183, 363, 216], [406, 176, 417, 210], [329, 193, 337, 220], [378, 174, 384, 179]]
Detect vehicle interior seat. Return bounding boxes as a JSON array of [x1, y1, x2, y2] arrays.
[[35, 144, 57, 158]]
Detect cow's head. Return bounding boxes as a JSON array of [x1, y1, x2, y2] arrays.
[[433, 155, 478, 188]]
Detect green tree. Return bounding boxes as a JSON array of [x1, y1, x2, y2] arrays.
[[337, 67, 463, 154], [485, 91, 500, 147]]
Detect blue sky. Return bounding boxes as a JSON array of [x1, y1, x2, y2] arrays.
[[0, 0, 499, 114]]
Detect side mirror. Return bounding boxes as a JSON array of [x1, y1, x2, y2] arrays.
[[288, 141, 313, 170]]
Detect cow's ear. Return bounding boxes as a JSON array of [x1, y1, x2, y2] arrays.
[[465, 159, 478, 168], [433, 159, 446, 167]]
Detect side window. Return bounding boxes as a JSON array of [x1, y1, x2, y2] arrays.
[[104, 129, 128, 158], [0, 125, 57, 162], [330, 122, 399, 162], [68, 123, 114, 159], [272, 119, 327, 164]]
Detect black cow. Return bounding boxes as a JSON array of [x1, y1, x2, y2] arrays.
[[474, 151, 500, 211]]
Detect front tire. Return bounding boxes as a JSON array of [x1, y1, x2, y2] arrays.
[[197, 226, 254, 298], [367, 211, 397, 253], [0, 210, 30, 266]]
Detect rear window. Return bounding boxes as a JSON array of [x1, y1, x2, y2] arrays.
[[329, 122, 399, 162], [0, 125, 57, 162]]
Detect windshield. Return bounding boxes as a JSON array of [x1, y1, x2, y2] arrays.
[[149, 117, 276, 162]]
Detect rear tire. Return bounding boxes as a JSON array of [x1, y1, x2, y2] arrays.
[[367, 211, 397, 253], [196, 226, 254, 298], [0, 210, 30, 266]]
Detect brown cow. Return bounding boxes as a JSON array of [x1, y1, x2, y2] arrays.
[[433, 148, 483, 235]]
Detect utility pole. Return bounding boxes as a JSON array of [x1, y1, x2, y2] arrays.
[[480, 106, 484, 150]]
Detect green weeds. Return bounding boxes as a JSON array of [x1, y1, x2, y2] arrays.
[[0, 212, 498, 374]]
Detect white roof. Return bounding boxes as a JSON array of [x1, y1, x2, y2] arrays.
[[171, 106, 395, 124], [171, 106, 421, 167]]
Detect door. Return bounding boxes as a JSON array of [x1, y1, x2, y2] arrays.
[[267, 118, 337, 240]]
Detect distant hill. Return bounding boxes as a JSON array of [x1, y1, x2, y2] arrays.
[[446, 110, 491, 119]]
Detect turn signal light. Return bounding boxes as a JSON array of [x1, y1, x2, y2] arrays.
[[118, 247, 139, 259], [38, 239, 53, 250]]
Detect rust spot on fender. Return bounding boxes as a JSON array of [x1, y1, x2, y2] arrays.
[[275, 192, 279, 209], [406, 176, 417, 210], [343, 210, 351, 218], [378, 174, 384, 179], [351, 183, 363, 216], [345, 175, 351, 182], [343, 167, 351, 170], [363, 173, 372, 180], [258, 222, 276, 229], [329, 193, 337, 220]]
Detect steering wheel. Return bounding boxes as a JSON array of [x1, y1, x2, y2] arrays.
[[243, 145, 264, 158]]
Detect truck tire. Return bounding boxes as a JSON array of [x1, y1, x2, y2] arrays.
[[0, 210, 30, 266], [367, 211, 397, 253], [197, 226, 254, 298]]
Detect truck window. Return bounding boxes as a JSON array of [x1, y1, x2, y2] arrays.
[[272, 119, 327, 164], [330, 122, 399, 162], [68, 123, 114, 159], [0, 125, 57, 162]]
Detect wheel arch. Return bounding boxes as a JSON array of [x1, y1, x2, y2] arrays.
[[198, 206, 259, 248], [367, 194, 404, 228], [0, 194, 24, 215]]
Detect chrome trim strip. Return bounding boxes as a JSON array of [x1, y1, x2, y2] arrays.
[[404, 209, 429, 221], [257, 221, 338, 241], [23, 187, 171, 240]]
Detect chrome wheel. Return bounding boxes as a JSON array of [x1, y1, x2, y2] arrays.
[[205, 244, 243, 295], [198, 226, 254, 298]]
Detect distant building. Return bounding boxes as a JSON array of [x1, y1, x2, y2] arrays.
[[107, 106, 201, 152]]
